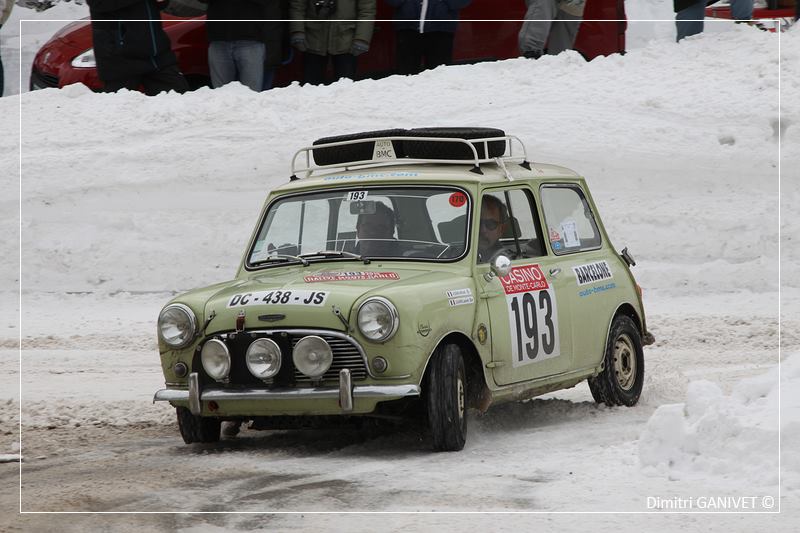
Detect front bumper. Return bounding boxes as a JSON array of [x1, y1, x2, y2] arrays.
[[154, 371, 420, 416]]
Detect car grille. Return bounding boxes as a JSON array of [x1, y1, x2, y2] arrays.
[[197, 329, 369, 387], [30, 69, 59, 90], [291, 334, 368, 383]]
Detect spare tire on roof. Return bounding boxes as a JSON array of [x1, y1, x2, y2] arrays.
[[312, 128, 408, 166], [404, 127, 506, 160]]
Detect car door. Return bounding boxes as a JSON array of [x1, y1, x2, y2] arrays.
[[539, 183, 620, 371], [477, 188, 574, 386]]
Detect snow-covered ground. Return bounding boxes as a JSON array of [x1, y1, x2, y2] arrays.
[[0, 0, 799, 530]]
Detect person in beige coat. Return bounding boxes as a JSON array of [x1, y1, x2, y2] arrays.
[[289, 0, 375, 85], [1, 0, 13, 96]]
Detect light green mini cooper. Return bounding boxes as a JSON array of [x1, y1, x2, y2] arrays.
[[153, 127, 654, 451]]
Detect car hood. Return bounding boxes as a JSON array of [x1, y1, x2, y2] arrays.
[[194, 263, 453, 335], [51, 19, 91, 49]]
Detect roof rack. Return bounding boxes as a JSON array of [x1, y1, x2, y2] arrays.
[[289, 135, 530, 180]]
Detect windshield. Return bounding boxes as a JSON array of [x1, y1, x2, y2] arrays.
[[247, 187, 471, 266]]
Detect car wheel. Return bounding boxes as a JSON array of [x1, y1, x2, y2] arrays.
[[425, 343, 467, 451], [176, 407, 221, 444], [588, 315, 644, 407]]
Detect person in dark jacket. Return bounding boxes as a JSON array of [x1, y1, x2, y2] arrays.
[[202, 0, 278, 91], [289, 0, 376, 85], [385, 0, 471, 75], [87, 0, 189, 95]]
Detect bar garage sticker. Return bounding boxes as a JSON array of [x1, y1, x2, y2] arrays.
[[572, 260, 613, 286], [304, 271, 399, 283], [499, 265, 560, 367], [446, 288, 474, 307], [227, 290, 328, 307]]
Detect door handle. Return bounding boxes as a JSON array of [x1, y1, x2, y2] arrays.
[[549, 268, 562, 278]]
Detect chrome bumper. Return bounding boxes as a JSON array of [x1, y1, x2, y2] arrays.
[[154, 371, 420, 415]]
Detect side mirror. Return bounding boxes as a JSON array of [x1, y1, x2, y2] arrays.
[[621, 247, 636, 267], [484, 254, 512, 282]]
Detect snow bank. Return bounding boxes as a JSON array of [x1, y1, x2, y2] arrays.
[[639, 353, 798, 492]]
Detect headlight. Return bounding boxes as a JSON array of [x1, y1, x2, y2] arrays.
[[71, 49, 96, 68], [201, 339, 231, 381], [246, 338, 282, 379], [357, 297, 399, 342], [292, 335, 333, 378], [158, 304, 197, 349]]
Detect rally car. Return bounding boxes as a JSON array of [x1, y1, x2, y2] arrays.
[[153, 127, 654, 451]]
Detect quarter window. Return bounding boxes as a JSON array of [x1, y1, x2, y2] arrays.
[[540, 186, 601, 254]]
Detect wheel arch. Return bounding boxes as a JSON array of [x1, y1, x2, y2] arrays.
[[611, 302, 642, 335], [422, 331, 487, 409]]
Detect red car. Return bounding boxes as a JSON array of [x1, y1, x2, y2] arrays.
[[705, 0, 797, 30], [30, 0, 627, 92]]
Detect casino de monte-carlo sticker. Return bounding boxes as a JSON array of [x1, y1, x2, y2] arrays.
[[572, 260, 613, 286], [499, 265, 560, 367], [304, 271, 400, 283]]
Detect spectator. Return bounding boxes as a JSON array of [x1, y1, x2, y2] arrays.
[[201, 0, 275, 91], [674, 0, 753, 41], [86, 0, 189, 95], [262, 1, 290, 90], [357, 202, 397, 256], [289, 0, 376, 85], [518, 0, 585, 59], [386, 0, 471, 76], [1, 0, 12, 97]]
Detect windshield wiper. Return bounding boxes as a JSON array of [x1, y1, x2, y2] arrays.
[[299, 250, 370, 264], [251, 254, 309, 267]]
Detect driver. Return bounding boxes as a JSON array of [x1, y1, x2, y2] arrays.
[[477, 195, 511, 263], [357, 202, 397, 256]]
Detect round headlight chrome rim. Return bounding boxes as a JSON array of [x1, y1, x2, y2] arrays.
[[246, 338, 282, 380], [201, 338, 231, 381], [158, 303, 197, 349], [357, 297, 399, 343], [292, 335, 333, 379]]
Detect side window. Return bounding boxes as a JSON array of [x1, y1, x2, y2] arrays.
[[540, 186, 601, 254], [506, 189, 545, 259], [477, 189, 545, 264]]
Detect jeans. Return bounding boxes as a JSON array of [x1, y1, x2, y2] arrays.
[[518, 0, 582, 56], [208, 40, 265, 91], [676, 0, 754, 41]]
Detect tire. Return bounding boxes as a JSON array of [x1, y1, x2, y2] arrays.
[[176, 407, 221, 444], [404, 127, 506, 160], [588, 315, 645, 407], [425, 343, 467, 451], [312, 128, 408, 166]]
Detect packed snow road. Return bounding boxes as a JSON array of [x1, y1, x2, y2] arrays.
[[0, 306, 782, 515]]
